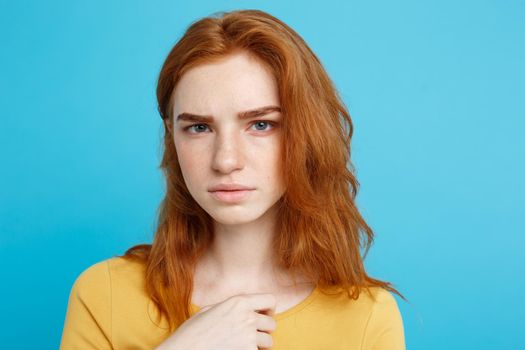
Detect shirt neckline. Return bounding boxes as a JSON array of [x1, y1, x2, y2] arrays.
[[190, 284, 320, 321]]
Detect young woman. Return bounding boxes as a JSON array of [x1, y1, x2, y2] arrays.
[[60, 9, 406, 350]]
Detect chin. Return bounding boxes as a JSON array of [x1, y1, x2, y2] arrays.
[[193, 192, 283, 225], [207, 207, 267, 226]]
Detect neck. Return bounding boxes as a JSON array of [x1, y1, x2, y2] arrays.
[[195, 204, 297, 291]]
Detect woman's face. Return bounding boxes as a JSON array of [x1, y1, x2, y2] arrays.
[[169, 51, 285, 225]]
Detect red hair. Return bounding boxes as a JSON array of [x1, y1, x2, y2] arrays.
[[121, 9, 406, 331]]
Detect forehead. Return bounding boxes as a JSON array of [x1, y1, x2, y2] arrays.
[[172, 52, 280, 116]]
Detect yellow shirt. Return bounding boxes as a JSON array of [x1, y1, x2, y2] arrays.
[[60, 257, 405, 349]]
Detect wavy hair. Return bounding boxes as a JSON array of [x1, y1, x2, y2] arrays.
[[120, 9, 406, 331]]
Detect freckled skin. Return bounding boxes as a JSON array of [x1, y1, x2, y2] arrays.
[[170, 51, 285, 227], [165, 51, 315, 315]]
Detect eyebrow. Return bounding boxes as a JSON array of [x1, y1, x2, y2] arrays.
[[176, 105, 282, 123]]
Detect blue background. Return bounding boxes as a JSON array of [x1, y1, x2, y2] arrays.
[[1, 1, 523, 349]]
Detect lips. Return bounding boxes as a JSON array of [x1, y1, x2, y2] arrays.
[[208, 183, 255, 192], [209, 189, 254, 203]]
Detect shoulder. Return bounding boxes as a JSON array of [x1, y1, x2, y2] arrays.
[[107, 255, 146, 281], [69, 259, 110, 298], [72, 255, 144, 281], [65, 256, 150, 328], [361, 286, 400, 310], [359, 287, 405, 350], [317, 285, 399, 311], [314, 285, 403, 325], [61, 257, 151, 348], [315, 286, 405, 349], [360, 287, 403, 327], [70, 256, 145, 299], [61, 259, 116, 348]]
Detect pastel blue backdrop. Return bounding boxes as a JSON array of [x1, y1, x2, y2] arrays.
[[1, 1, 523, 349]]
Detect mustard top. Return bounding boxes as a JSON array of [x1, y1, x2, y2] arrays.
[[60, 257, 405, 349]]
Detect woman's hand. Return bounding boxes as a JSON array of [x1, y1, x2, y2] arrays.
[[155, 292, 277, 350]]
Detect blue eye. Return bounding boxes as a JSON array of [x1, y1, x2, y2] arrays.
[[251, 121, 273, 131], [183, 121, 276, 134], [185, 124, 209, 133]]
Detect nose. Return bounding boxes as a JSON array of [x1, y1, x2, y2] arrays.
[[211, 130, 245, 174]]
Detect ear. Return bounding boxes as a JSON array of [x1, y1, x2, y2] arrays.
[[164, 118, 172, 133]]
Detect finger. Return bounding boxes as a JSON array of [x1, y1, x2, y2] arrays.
[[247, 293, 276, 315], [256, 330, 274, 349], [255, 313, 277, 333]]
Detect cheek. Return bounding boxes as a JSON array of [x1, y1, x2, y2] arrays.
[[175, 142, 207, 184], [262, 143, 284, 184]]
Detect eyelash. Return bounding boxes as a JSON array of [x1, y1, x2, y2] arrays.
[[183, 120, 277, 134]]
